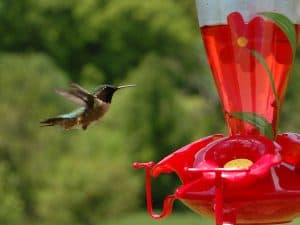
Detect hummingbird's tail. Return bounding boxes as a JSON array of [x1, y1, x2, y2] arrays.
[[40, 117, 65, 127], [40, 117, 78, 129]]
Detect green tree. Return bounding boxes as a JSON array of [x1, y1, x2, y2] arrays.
[[0, 53, 69, 223], [280, 57, 300, 131], [0, 53, 142, 225], [0, 0, 197, 83]]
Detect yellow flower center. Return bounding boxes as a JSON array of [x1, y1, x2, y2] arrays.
[[237, 37, 248, 47], [224, 158, 253, 169]]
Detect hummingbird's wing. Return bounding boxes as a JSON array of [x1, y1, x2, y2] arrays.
[[56, 83, 95, 108], [68, 83, 95, 108], [69, 83, 90, 95], [55, 89, 87, 107]]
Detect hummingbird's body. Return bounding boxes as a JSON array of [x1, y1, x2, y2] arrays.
[[40, 83, 135, 130]]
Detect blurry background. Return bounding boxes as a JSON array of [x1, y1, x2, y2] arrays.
[[0, 1, 300, 225]]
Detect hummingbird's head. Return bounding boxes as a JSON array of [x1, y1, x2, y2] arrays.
[[95, 84, 135, 103]]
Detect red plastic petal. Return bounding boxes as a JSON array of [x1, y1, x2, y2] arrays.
[[151, 134, 223, 183], [227, 12, 246, 37], [193, 135, 281, 188], [277, 133, 300, 169], [248, 16, 265, 41]]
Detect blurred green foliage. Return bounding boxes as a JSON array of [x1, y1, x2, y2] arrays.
[[0, 0, 300, 225]]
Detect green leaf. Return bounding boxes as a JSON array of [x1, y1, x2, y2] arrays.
[[229, 112, 274, 139], [249, 50, 280, 109], [259, 12, 297, 57]]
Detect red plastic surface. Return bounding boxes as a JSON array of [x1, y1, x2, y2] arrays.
[[135, 134, 300, 224], [201, 13, 296, 136]]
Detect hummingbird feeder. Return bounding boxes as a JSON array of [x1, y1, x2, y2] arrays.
[[134, 0, 300, 224]]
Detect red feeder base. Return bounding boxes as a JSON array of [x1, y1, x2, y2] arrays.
[[133, 134, 300, 225], [178, 163, 300, 225]]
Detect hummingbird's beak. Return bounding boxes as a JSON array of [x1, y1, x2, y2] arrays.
[[117, 84, 136, 89]]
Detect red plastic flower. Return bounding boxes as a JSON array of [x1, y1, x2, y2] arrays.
[[219, 12, 293, 71], [193, 135, 281, 188], [220, 12, 268, 71], [134, 133, 300, 224], [153, 135, 281, 189]]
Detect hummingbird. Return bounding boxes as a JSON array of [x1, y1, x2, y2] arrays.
[[40, 83, 136, 130]]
